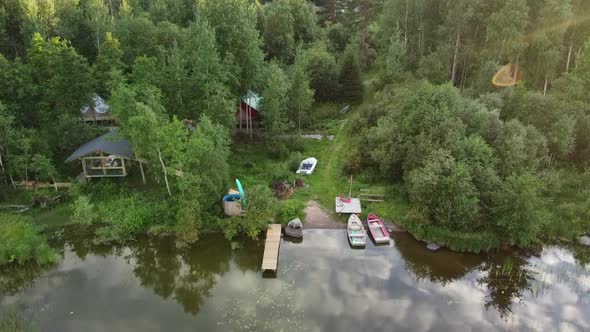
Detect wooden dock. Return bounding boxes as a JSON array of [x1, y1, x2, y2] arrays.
[[261, 224, 282, 272]]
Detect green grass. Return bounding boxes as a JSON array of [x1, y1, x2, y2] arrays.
[[0, 213, 59, 266], [229, 100, 411, 226], [30, 204, 74, 228]]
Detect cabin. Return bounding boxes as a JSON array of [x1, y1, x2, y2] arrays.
[[65, 129, 145, 180], [236, 90, 261, 135], [81, 95, 115, 125]]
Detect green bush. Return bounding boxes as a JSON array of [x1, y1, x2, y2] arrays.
[[71, 195, 97, 224], [394, 209, 499, 253], [288, 151, 304, 172], [277, 199, 305, 224], [269, 163, 296, 185], [174, 198, 203, 247], [0, 214, 58, 266], [284, 135, 305, 153], [268, 135, 305, 159], [96, 195, 172, 241], [220, 185, 277, 241]]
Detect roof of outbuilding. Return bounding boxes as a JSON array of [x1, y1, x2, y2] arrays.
[[242, 90, 262, 110], [81, 95, 110, 115], [65, 128, 134, 162]]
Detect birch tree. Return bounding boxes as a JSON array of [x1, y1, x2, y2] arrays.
[[485, 0, 529, 79]]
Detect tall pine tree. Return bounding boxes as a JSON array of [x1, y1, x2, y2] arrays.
[[338, 43, 363, 102]]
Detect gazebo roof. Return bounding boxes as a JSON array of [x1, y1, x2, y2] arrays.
[[65, 129, 133, 162]]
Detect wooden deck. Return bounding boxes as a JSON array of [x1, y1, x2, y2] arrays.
[[335, 197, 362, 214], [261, 224, 282, 272]]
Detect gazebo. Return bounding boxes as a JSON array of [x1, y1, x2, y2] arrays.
[[81, 95, 115, 125], [65, 129, 144, 180]]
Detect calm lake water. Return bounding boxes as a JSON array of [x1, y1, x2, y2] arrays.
[[1, 227, 590, 331]]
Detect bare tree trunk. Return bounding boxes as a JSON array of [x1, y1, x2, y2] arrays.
[[451, 32, 460, 84], [239, 102, 243, 131], [298, 105, 301, 133], [139, 161, 146, 185], [51, 176, 57, 191], [249, 104, 253, 139], [543, 76, 548, 96], [157, 147, 172, 197], [0, 152, 4, 173], [575, 47, 583, 73], [403, 0, 409, 46], [565, 40, 573, 73], [360, 2, 367, 49], [246, 103, 250, 138], [460, 55, 469, 90], [107, 0, 115, 16], [513, 55, 520, 86], [9, 174, 16, 189]]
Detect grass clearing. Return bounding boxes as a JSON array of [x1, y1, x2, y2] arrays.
[[229, 100, 411, 226]]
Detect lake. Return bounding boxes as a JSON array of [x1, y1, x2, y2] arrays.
[[1, 227, 589, 331]]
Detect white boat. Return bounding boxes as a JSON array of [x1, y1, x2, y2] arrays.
[[296, 157, 318, 175], [347, 214, 366, 247]]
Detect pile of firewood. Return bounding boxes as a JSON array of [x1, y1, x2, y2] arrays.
[[272, 181, 295, 200]]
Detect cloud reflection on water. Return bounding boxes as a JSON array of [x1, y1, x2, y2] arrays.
[[1, 229, 589, 331]]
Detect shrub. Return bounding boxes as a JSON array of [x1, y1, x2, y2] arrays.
[[284, 135, 305, 153], [268, 135, 305, 158], [288, 151, 304, 172], [0, 214, 58, 266], [96, 195, 172, 241], [269, 163, 296, 185], [277, 199, 305, 224], [71, 195, 97, 224], [219, 185, 277, 241], [268, 139, 290, 159], [242, 185, 276, 238], [174, 198, 203, 247]]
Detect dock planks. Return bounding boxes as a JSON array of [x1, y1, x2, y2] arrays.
[[261, 224, 282, 272]]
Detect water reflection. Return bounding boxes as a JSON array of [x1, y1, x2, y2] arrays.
[[477, 250, 539, 317], [393, 232, 485, 284], [49, 226, 261, 316], [0, 227, 588, 331]]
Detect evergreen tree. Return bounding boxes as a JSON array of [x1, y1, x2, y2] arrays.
[[92, 32, 125, 97], [301, 42, 338, 101], [338, 43, 363, 102]]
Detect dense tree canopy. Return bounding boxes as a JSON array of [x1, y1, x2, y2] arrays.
[[1, 0, 589, 248]]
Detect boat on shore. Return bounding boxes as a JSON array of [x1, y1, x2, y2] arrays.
[[296, 157, 318, 175], [347, 214, 366, 247], [367, 213, 390, 244], [284, 218, 303, 238]]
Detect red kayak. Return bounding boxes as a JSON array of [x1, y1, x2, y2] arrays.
[[367, 214, 390, 244]]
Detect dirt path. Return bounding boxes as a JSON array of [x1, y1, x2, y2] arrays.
[[303, 200, 345, 229]]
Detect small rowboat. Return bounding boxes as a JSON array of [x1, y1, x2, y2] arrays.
[[347, 214, 366, 247], [284, 218, 303, 238], [296, 157, 318, 175], [367, 214, 390, 244]]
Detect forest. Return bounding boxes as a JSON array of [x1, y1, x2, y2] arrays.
[[1, 0, 590, 265]]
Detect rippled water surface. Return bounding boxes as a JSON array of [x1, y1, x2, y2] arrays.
[[1, 228, 589, 331]]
